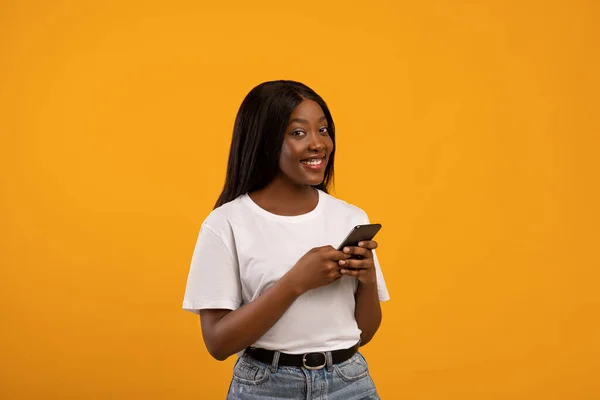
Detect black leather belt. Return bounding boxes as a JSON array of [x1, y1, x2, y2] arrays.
[[244, 343, 359, 370]]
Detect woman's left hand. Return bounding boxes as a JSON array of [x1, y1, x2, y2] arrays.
[[338, 240, 378, 284]]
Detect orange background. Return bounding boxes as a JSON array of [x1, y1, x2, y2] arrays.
[[1, 0, 599, 399]]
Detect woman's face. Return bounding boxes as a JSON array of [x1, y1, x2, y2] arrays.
[[278, 99, 334, 187]]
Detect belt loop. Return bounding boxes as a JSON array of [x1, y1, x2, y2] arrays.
[[270, 351, 281, 373], [326, 351, 333, 371]]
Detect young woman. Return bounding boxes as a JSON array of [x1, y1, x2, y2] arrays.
[[183, 80, 390, 399]]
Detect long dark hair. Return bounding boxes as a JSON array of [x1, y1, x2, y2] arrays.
[[214, 80, 336, 208]]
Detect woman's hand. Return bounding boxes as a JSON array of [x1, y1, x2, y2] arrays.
[[337, 240, 378, 284], [284, 245, 351, 294]]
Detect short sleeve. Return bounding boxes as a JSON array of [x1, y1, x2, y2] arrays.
[[182, 224, 242, 314], [371, 249, 390, 301], [360, 211, 390, 302]]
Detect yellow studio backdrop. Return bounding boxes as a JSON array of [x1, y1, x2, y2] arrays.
[[1, 0, 598, 399]]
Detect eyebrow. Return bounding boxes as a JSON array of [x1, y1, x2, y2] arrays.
[[288, 116, 328, 125]]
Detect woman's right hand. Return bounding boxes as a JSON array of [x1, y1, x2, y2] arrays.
[[284, 245, 351, 294]]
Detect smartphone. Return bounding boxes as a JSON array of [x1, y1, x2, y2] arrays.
[[337, 223, 382, 260]]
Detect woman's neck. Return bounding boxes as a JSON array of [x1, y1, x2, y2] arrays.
[[249, 181, 319, 217]]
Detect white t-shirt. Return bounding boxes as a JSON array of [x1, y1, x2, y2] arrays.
[[182, 189, 390, 354]]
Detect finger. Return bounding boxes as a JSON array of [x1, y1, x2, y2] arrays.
[[339, 268, 366, 277], [358, 240, 378, 250], [327, 248, 352, 261], [341, 246, 371, 259], [338, 258, 372, 270], [328, 269, 343, 280], [325, 262, 342, 280]]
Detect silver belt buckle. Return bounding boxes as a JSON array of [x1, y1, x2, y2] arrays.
[[302, 352, 327, 370]]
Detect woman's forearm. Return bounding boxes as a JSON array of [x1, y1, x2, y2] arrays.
[[354, 279, 382, 346], [201, 276, 302, 360]]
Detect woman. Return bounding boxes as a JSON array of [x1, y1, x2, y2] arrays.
[[183, 80, 390, 399]]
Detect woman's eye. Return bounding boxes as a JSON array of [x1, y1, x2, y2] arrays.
[[291, 130, 305, 136], [319, 127, 329, 134]]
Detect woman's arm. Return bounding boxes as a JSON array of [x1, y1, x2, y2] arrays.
[[338, 241, 383, 346], [199, 276, 301, 361], [353, 279, 382, 346], [200, 245, 350, 361]]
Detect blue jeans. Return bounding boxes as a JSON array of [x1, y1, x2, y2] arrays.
[[226, 351, 380, 399]]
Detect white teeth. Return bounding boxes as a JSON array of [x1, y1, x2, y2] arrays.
[[301, 159, 323, 166]]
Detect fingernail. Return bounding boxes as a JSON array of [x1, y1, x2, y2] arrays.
[[358, 242, 364, 247], [339, 260, 346, 266], [341, 269, 347, 274], [343, 247, 350, 253]]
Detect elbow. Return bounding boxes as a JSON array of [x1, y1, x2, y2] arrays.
[[209, 350, 229, 362], [357, 319, 382, 347], [204, 338, 232, 361], [359, 334, 373, 347], [200, 311, 235, 361]]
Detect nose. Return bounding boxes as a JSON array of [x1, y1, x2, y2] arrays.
[[308, 132, 325, 152]]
